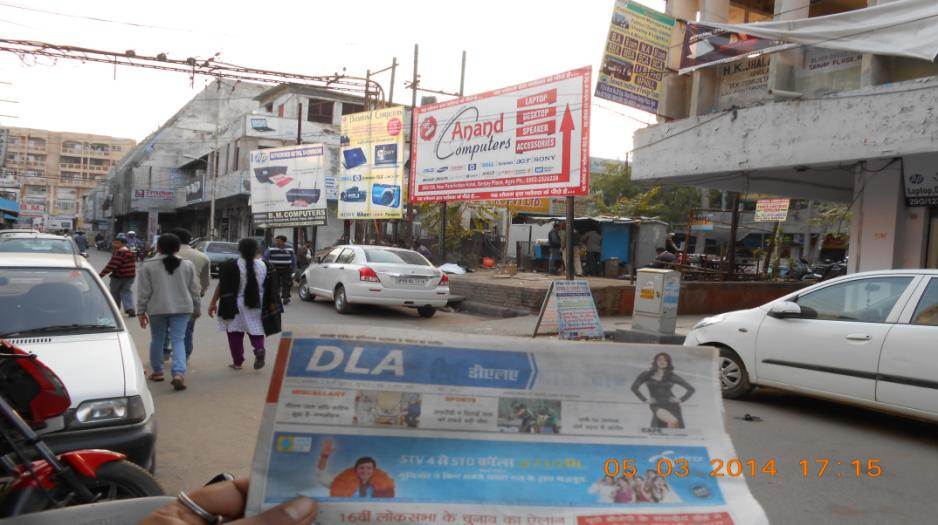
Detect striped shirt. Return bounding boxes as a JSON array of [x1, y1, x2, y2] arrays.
[[100, 247, 136, 278], [263, 246, 296, 270]]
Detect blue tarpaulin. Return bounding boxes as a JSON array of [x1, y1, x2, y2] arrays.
[[0, 197, 18, 214]]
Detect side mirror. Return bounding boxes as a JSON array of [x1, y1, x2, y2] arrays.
[[768, 301, 817, 319]]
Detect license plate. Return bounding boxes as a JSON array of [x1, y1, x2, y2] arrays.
[[398, 277, 427, 286]]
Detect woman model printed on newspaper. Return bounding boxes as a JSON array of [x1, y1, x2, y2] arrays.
[[630, 352, 696, 429]]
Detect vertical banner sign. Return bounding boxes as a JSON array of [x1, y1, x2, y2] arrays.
[[754, 199, 790, 222], [411, 67, 591, 203], [595, 1, 675, 114], [338, 107, 406, 219], [146, 208, 159, 247], [250, 144, 327, 227], [533, 280, 604, 340]]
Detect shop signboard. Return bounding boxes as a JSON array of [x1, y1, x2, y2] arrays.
[[132, 189, 176, 201], [754, 198, 790, 222], [249, 144, 327, 227], [595, 1, 674, 114], [903, 155, 938, 207], [534, 280, 604, 340], [245, 326, 769, 524], [690, 214, 714, 231], [410, 67, 591, 203], [185, 174, 205, 204], [679, 23, 793, 74], [338, 107, 405, 220]]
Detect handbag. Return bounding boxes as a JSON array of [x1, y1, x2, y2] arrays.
[[261, 306, 282, 336]]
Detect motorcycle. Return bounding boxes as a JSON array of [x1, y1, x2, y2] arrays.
[[0, 341, 163, 517]]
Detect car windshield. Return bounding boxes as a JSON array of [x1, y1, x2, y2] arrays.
[[0, 238, 74, 254], [207, 242, 239, 254], [364, 248, 431, 266], [0, 267, 120, 337]]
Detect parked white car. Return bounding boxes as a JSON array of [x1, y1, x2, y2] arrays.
[[299, 245, 450, 317], [684, 270, 938, 422], [0, 253, 157, 470]]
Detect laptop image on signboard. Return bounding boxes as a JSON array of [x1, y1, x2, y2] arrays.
[[342, 147, 367, 170], [374, 144, 398, 165], [250, 118, 275, 132]]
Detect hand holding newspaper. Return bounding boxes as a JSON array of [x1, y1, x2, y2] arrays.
[[246, 326, 768, 524]]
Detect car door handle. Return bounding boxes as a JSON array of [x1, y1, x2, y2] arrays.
[[845, 333, 872, 341]]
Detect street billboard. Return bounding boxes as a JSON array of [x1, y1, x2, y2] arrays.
[[410, 67, 591, 203], [338, 107, 406, 220], [249, 144, 327, 227], [595, 1, 674, 114], [132, 189, 175, 201], [185, 174, 205, 204], [754, 199, 790, 222], [903, 154, 938, 206], [679, 23, 792, 74]]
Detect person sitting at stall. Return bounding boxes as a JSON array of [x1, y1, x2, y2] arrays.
[[650, 247, 676, 268]]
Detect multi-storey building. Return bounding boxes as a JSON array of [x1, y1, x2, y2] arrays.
[[632, 0, 938, 272], [0, 126, 134, 230]]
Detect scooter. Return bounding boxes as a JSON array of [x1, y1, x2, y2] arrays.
[[0, 341, 163, 517]]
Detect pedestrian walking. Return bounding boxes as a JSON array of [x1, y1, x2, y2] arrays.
[[166, 228, 210, 361], [547, 222, 562, 275], [136, 233, 201, 391], [99, 234, 137, 316], [72, 230, 88, 252], [263, 235, 296, 305], [581, 228, 602, 276], [209, 238, 282, 371]]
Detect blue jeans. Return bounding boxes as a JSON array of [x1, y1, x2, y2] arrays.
[[149, 313, 190, 377], [548, 248, 562, 275], [162, 317, 196, 359]]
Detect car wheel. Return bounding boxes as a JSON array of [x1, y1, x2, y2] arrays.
[[715, 346, 754, 399], [298, 279, 313, 302], [334, 285, 352, 314], [417, 306, 436, 318]]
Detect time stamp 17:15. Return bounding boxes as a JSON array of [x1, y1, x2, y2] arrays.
[[603, 457, 884, 479]]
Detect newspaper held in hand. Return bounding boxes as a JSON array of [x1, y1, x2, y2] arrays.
[[247, 326, 768, 524]]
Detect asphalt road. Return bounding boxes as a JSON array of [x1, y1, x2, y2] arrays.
[[88, 250, 937, 524]]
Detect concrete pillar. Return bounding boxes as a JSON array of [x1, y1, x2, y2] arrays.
[[660, 0, 699, 120], [689, 0, 729, 115], [847, 157, 928, 273], [768, 0, 810, 93]]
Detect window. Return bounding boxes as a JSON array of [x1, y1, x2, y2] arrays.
[[795, 276, 913, 323], [321, 248, 343, 264], [0, 267, 119, 337], [910, 279, 938, 326], [265, 102, 274, 113], [112, 145, 122, 152], [307, 99, 334, 124], [364, 248, 431, 266], [277, 104, 285, 117], [335, 248, 356, 265], [341, 102, 365, 116], [60, 171, 79, 181], [206, 242, 239, 254], [233, 145, 239, 171]]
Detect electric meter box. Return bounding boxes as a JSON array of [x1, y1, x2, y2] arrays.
[[632, 268, 681, 335]]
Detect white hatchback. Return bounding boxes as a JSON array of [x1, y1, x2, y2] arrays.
[[684, 270, 938, 422], [0, 253, 156, 469], [299, 245, 450, 317]]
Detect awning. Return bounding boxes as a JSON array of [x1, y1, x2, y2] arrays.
[[706, 0, 938, 63], [3, 213, 17, 220]]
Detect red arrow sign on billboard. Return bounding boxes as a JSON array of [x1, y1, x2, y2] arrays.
[[559, 104, 574, 182]]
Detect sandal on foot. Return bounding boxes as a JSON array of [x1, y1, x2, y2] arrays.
[[253, 355, 265, 370], [148, 372, 165, 382], [171, 376, 186, 391], [228, 364, 243, 370]]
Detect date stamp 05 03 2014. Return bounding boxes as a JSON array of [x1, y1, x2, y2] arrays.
[[602, 457, 884, 479]]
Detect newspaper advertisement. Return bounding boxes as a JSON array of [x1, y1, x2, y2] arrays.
[[250, 144, 328, 227], [247, 326, 768, 524], [595, 1, 674, 114], [338, 107, 406, 220]]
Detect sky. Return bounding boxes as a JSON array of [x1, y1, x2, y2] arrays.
[[0, 0, 665, 160]]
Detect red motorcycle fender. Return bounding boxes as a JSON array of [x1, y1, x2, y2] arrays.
[[59, 449, 127, 478]]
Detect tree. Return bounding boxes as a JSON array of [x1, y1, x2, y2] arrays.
[[590, 159, 700, 226]]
